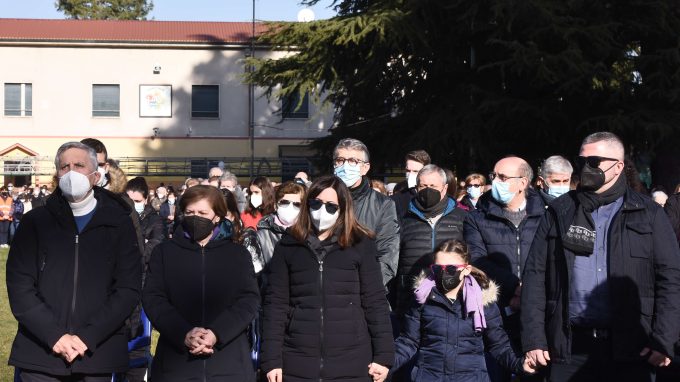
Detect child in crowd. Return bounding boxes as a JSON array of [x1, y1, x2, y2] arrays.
[[389, 239, 536, 381]]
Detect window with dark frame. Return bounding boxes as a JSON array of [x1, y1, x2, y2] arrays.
[[282, 92, 309, 119], [4, 83, 32, 116], [191, 85, 219, 118], [92, 84, 120, 117]]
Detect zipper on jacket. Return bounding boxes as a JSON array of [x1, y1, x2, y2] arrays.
[[318, 258, 325, 382], [201, 246, 207, 382], [68, 234, 80, 333], [515, 228, 521, 278]]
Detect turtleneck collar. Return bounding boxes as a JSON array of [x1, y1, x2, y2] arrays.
[[350, 177, 370, 200], [69, 190, 97, 217]]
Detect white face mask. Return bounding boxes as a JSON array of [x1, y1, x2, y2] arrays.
[[134, 202, 145, 214], [250, 193, 263, 208], [310, 207, 339, 231], [96, 166, 108, 187], [406, 173, 418, 189], [467, 186, 482, 199], [277, 204, 300, 226], [59, 171, 94, 202]]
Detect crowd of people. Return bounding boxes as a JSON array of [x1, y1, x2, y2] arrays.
[[4, 132, 680, 382]]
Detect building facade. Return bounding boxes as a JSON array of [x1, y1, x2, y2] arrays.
[[0, 18, 332, 186]]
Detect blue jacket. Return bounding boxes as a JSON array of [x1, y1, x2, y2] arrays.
[[463, 189, 546, 307], [393, 277, 523, 381]]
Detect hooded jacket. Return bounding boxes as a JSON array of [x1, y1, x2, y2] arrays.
[[261, 233, 394, 382], [351, 177, 401, 286], [521, 188, 680, 363], [463, 189, 546, 307], [142, 226, 260, 381], [393, 275, 523, 381], [6, 187, 142, 375]]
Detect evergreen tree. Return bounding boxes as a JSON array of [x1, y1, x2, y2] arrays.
[[247, 0, 680, 176], [56, 0, 154, 20]]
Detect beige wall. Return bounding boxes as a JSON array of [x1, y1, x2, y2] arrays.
[[0, 44, 331, 158]]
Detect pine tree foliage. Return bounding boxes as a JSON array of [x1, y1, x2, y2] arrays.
[[56, 0, 154, 20], [247, 0, 680, 174]]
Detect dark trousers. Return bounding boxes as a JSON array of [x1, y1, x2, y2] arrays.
[[548, 328, 655, 382], [19, 370, 112, 382], [0, 220, 10, 244]]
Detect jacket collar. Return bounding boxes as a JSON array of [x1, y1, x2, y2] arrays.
[[407, 197, 458, 222], [257, 213, 288, 234], [349, 176, 371, 201], [46, 186, 132, 232]]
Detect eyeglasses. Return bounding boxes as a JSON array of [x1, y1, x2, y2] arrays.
[[278, 199, 302, 208], [576, 156, 619, 169], [97, 162, 107, 167], [430, 264, 467, 274], [488, 173, 524, 182], [308, 199, 340, 214], [333, 157, 367, 167], [466, 183, 482, 188]]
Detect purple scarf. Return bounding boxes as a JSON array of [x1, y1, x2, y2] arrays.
[[414, 274, 487, 332]]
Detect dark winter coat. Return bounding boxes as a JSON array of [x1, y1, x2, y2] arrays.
[[142, 227, 260, 382], [665, 193, 680, 243], [159, 200, 178, 238], [138, 204, 165, 272], [463, 189, 546, 307], [393, 277, 523, 381], [521, 188, 680, 362], [395, 198, 466, 315], [459, 195, 479, 211], [352, 177, 401, 286], [6, 187, 142, 375], [261, 233, 395, 382]]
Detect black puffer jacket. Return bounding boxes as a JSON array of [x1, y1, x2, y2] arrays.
[[138, 204, 165, 272], [395, 198, 466, 315], [6, 187, 142, 375], [352, 177, 400, 286], [665, 193, 680, 243], [261, 233, 395, 382], [142, 227, 260, 382], [463, 189, 546, 307]]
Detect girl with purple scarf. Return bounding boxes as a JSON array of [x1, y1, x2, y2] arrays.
[[390, 240, 536, 381]]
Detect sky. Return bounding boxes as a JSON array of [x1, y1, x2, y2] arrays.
[[0, 0, 337, 22]]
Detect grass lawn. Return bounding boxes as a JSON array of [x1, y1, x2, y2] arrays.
[[0, 248, 158, 381]]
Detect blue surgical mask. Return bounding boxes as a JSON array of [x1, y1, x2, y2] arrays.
[[334, 163, 362, 187], [467, 186, 482, 199], [548, 185, 570, 198], [491, 180, 516, 205]]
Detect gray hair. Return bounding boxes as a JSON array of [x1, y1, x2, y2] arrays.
[[518, 159, 534, 183], [220, 171, 239, 185], [417, 164, 447, 186], [333, 138, 370, 162], [54, 141, 98, 171], [540, 155, 574, 178], [581, 131, 625, 159]]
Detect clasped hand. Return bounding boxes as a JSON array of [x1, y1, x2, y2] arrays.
[[52, 334, 87, 363], [185, 327, 217, 355]]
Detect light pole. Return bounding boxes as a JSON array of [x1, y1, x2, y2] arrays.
[[248, 0, 256, 179]]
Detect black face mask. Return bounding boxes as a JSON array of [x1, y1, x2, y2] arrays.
[[417, 187, 442, 209], [182, 215, 216, 241], [433, 267, 463, 294], [579, 164, 607, 191]]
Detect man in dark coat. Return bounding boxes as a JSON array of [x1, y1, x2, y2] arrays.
[[522, 132, 680, 381], [6, 141, 142, 381], [463, 156, 546, 381], [395, 164, 467, 317], [391, 150, 431, 221], [333, 138, 400, 287]]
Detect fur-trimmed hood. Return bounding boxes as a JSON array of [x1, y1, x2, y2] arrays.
[[413, 271, 499, 306]]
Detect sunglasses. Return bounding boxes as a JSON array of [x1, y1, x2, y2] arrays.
[[308, 199, 340, 214], [278, 199, 302, 208], [467, 184, 482, 188], [576, 156, 619, 169], [430, 264, 467, 274]]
